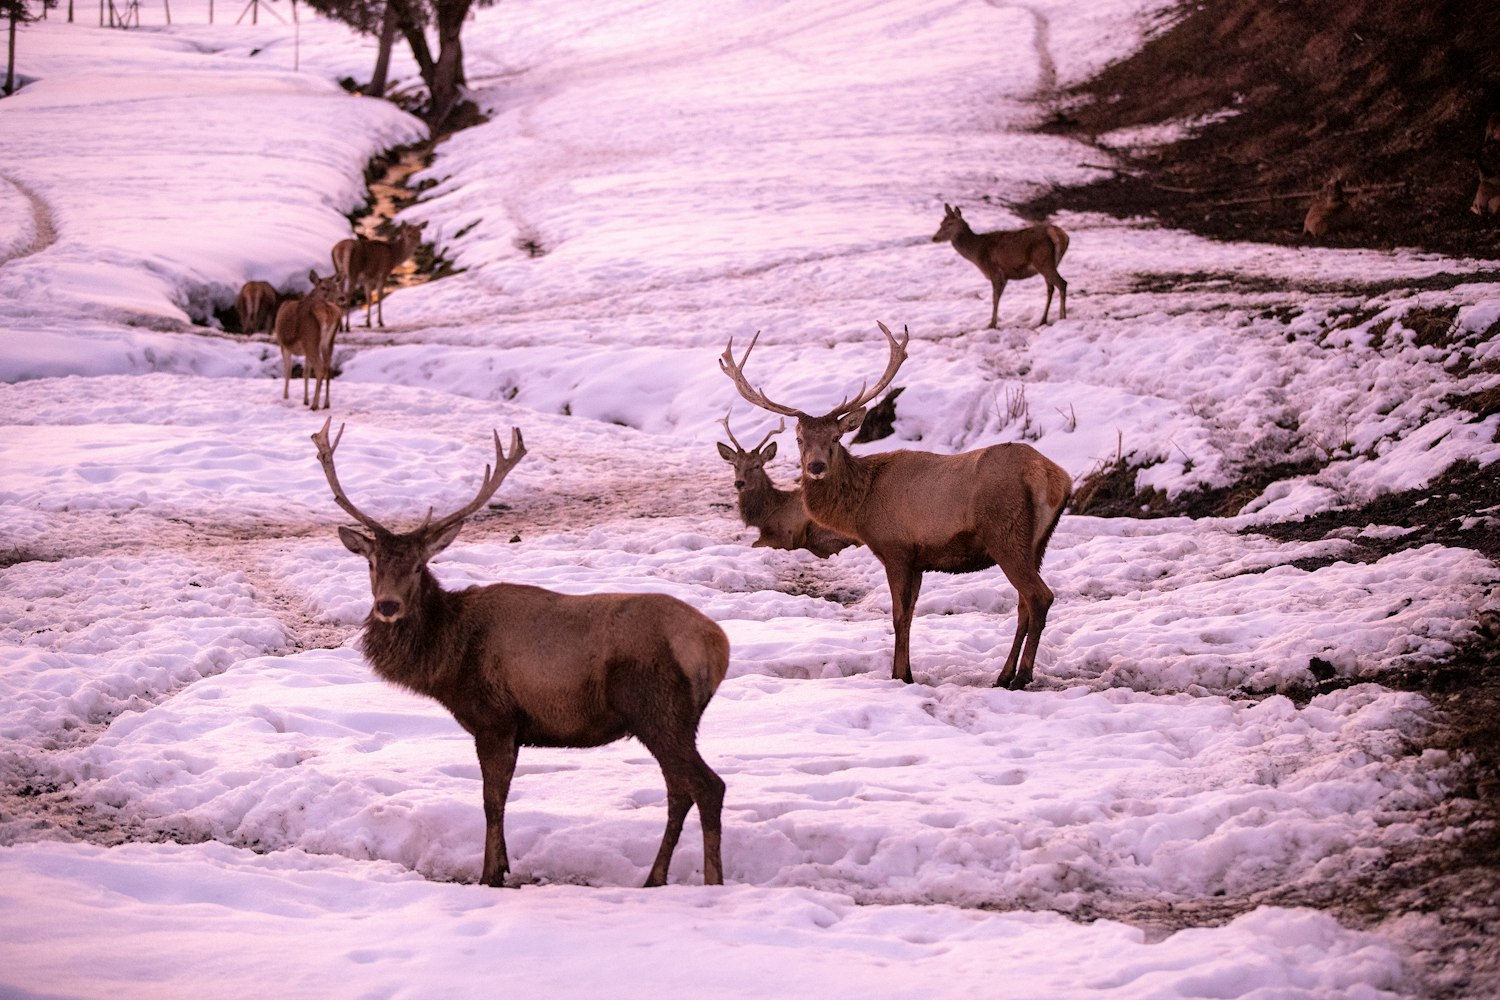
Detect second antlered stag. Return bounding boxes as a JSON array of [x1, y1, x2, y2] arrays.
[[720, 322, 1071, 688]]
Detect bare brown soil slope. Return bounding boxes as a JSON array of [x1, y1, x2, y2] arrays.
[[1026, 0, 1500, 258]]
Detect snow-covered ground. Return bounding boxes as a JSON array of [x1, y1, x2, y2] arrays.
[[2, 1, 1498, 997]]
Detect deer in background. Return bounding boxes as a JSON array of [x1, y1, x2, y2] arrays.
[[312, 419, 728, 888], [1473, 166, 1500, 216], [234, 280, 278, 335], [717, 414, 857, 559], [931, 204, 1069, 328], [720, 322, 1071, 689], [1303, 178, 1357, 236], [273, 270, 342, 410], [332, 221, 424, 330]]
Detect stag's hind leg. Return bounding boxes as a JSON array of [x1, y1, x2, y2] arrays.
[[991, 552, 1054, 690], [614, 660, 725, 886], [1036, 261, 1067, 325]]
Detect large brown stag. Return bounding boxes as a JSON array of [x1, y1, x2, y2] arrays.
[[720, 322, 1071, 688], [312, 420, 728, 887]]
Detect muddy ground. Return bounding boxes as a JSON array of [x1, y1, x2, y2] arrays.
[[1023, 1, 1498, 994]]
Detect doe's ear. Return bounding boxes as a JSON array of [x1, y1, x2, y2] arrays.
[[424, 519, 464, 561], [837, 407, 867, 437], [339, 526, 374, 558], [716, 442, 736, 463]]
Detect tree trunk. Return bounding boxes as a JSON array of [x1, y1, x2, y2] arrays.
[[391, 0, 434, 87], [5, 11, 16, 97], [427, 0, 472, 127], [367, 0, 398, 97]]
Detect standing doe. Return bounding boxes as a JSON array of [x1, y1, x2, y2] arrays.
[[234, 280, 278, 335], [273, 270, 342, 410], [720, 322, 1071, 688], [312, 419, 729, 887], [332, 221, 424, 330], [717, 414, 856, 558], [932, 203, 1069, 327]]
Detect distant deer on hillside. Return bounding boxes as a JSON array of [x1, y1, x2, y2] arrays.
[[720, 322, 1072, 688], [331, 221, 424, 330], [1472, 166, 1500, 216], [931, 204, 1069, 327], [234, 280, 278, 335], [717, 414, 857, 559], [273, 270, 342, 410], [1303, 178, 1357, 237], [312, 419, 729, 887]]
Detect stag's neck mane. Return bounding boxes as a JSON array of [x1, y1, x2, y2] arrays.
[[800, 442, 875, 539], [359, 571, 467, 698], [738, 471, 794, 523]]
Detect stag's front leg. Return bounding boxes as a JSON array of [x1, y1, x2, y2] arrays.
[[988, 276, 1007, 329], [883, 558, 922, 684], [475, 731, 519, 887]]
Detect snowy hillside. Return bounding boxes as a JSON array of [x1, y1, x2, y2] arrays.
[[1, 1, 1497, 997]]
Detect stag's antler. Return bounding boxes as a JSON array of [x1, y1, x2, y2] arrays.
[[312, 418, 526, 536], [720, 324, 910, 421], [826, 322, 910, 418], [312, 418, 391, 535], [718, 411, 785, 454], [719, 333, 807, 419], [424, 427, 527, 536]]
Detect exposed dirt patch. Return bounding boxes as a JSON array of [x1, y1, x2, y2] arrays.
[[1025, 0, 1500, 260]]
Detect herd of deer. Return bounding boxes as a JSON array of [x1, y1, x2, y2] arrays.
[[234, 221, 425, 411], [295, 204, 1076, 889], [1306, 111, 1500, 235]]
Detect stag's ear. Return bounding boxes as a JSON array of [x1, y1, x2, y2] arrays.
[[837, 407, 867, 437], [760, 440, 777, 462], [423, 519, 465, 560], [716, 442, 736, 462], [339, 526, 374, 559]]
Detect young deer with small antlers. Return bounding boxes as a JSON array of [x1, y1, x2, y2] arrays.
[[717, 414, 857, 559], [273, 270, 343, 410], [332, 221, 423, 330], [312, 419, 729, 888], [234, 280, 278, 335], [932, 204, 1069, 328], [720, 322, 1071, 689]]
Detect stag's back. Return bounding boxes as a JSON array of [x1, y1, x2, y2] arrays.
[[462, 585, 729, 728]]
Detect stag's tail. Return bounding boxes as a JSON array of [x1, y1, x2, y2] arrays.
[[1030, 463, 1072, 570], [1046, 224, 1070, 267]]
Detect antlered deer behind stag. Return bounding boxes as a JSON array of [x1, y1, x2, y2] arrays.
[[932, 204, 1069, 328], [332, 221, 424, 330], [273, 270, 342, 410], [312, 419, 729, 887], [717, 414, 856, 558], [720, 322, 1071, 689]]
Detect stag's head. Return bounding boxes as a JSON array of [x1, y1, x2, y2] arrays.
[[311, 419, 526, 623], [719, 322, 908, 482], [716, 414, 784, 491], [931, 203, 965, 243]]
